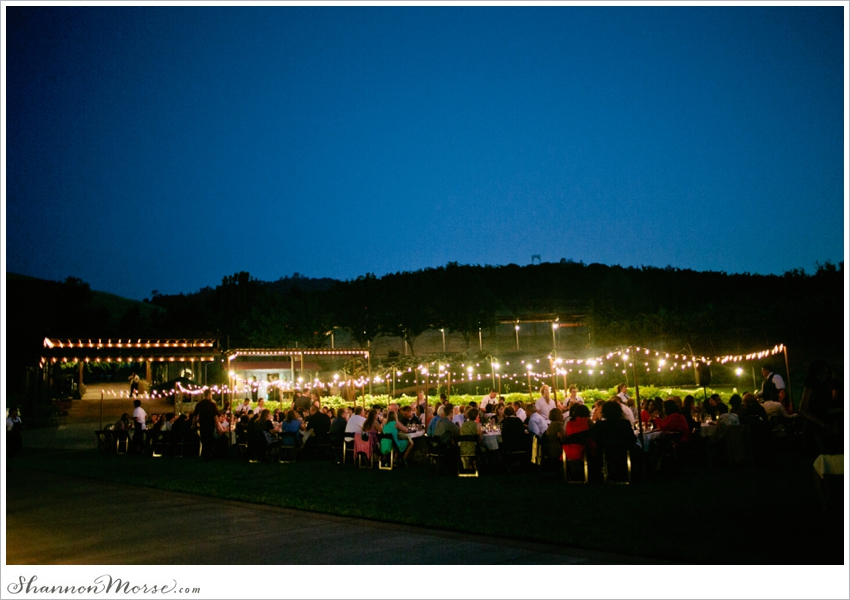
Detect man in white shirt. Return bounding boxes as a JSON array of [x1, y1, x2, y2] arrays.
[[757, 366, 786, 401], [236, 398, 252, 415], [345, 406, 367, 433], [527, 405, 548, 437], [512, 401, 527, 422], [482, 390, 499, 412], [761, 399, 789, 420], [132, 399, 147, 452]]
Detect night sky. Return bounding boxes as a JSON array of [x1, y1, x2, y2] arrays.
[[4, 5, 847, 300]]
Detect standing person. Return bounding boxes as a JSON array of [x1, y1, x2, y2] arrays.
[[128, 372, 140, 397], [615, 384, 636, 425], [6, 408, 23, 458], [132, 399, 147, 453], [194, 389, 219, 462], [564, 386, 584, 412], [482, 389, 499, 413], [757, 365, 786, 401], [250, 376, 259, 403], [535, 385, 557, 423]]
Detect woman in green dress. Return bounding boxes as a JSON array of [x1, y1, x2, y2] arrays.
[[381, 411, 413, 463]]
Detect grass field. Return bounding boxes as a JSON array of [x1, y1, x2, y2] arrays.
[[8, 445, 843, 565]]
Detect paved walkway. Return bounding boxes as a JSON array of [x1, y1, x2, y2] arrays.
[[5, 469, 647, 565]]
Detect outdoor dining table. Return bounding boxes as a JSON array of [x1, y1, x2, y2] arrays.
[[634, 429, 663, 452], [701, 422, 717, 438], [482, 431, 502, 451]]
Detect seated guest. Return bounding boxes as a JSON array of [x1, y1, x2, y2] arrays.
[[544, 408, 566, 460], [281, 409, 306, 446], [399, 405, 420, 427], [304, 404, 332, 454], [777, 388, 795, 415], [362, 409, 382, 435], [500, 406, 529, 452], [729, 394, 744, 417], [330, 407, 348, 437], [381, 410, 414, 464], [653, 400, 692, 442], [682, 395, 699, 432], [590, 399, 606, 423], [715, 402, 739, 427], [428, 406, 444, 436], [162, 412, 174, 432], [272, 408, 283, 423], [113, 413, 131, 432], [563, 403, 593, 461], [761, 397, 789, 420], [345, 406, 366, 433], [742, 393, 768, 422], [452, 405, 466, 428], [587, 400, 638, 480], [306, 404, 331, 437], [490, 404, 506, 427], [433, 404, 460, 445], [512, 401, 527, 423], [526, 404, 548, 438], [235, 398, 252, 415]]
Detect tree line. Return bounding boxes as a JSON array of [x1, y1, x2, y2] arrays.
[[137, 260, 843, 361]]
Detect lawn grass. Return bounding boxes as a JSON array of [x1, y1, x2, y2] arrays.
[[8, 447, 842, 564]]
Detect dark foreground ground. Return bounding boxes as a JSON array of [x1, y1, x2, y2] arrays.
[[4, 442, 845, 566], [6, 467, 639, 566]]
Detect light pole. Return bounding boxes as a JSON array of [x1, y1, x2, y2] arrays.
[[515, 324, 520, 351], [526, 363, 533, 401], [441, 328, 446, 353], [551, 322, 558, 352]]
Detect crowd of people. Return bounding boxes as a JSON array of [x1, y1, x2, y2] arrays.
[[92, 361, 842, 479]]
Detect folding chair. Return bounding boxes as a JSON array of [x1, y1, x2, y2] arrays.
[[602, 448, 632, 485], [376, 433, 399, 471], [277, 432, 298, 463], [456, 435, 480, 478]]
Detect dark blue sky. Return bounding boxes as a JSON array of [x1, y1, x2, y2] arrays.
[[5, 6, 846, 300]]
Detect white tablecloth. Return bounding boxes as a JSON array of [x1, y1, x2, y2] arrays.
[[634, 430, 662, 452], [482, 432, 501, 451]]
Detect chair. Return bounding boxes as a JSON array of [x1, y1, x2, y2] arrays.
[[376, 433, 399, 471], [94, 429, 110, 452], [456, 435, 480, 478], [114, 429, 130, 454], [235, 425, 249, 458], [652, 431, 683, 474], [152, 430, 172, 457], [531, 435, 543, 466], [355, 432, 375, 469], [342, 435, 355, 465], [426, 436, 443, 468], [277, 432, 298, 463], [312, 433, 333, 461], [562, 449, 589, 484], [602, 448, 632, 485]]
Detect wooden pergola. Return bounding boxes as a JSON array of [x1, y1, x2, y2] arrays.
[[41, 338, 220, 390], [226, 347, 372, 394]]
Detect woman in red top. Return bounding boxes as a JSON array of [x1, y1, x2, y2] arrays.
[[652, 400, 691, 442], [563, 403, 593, 461]]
